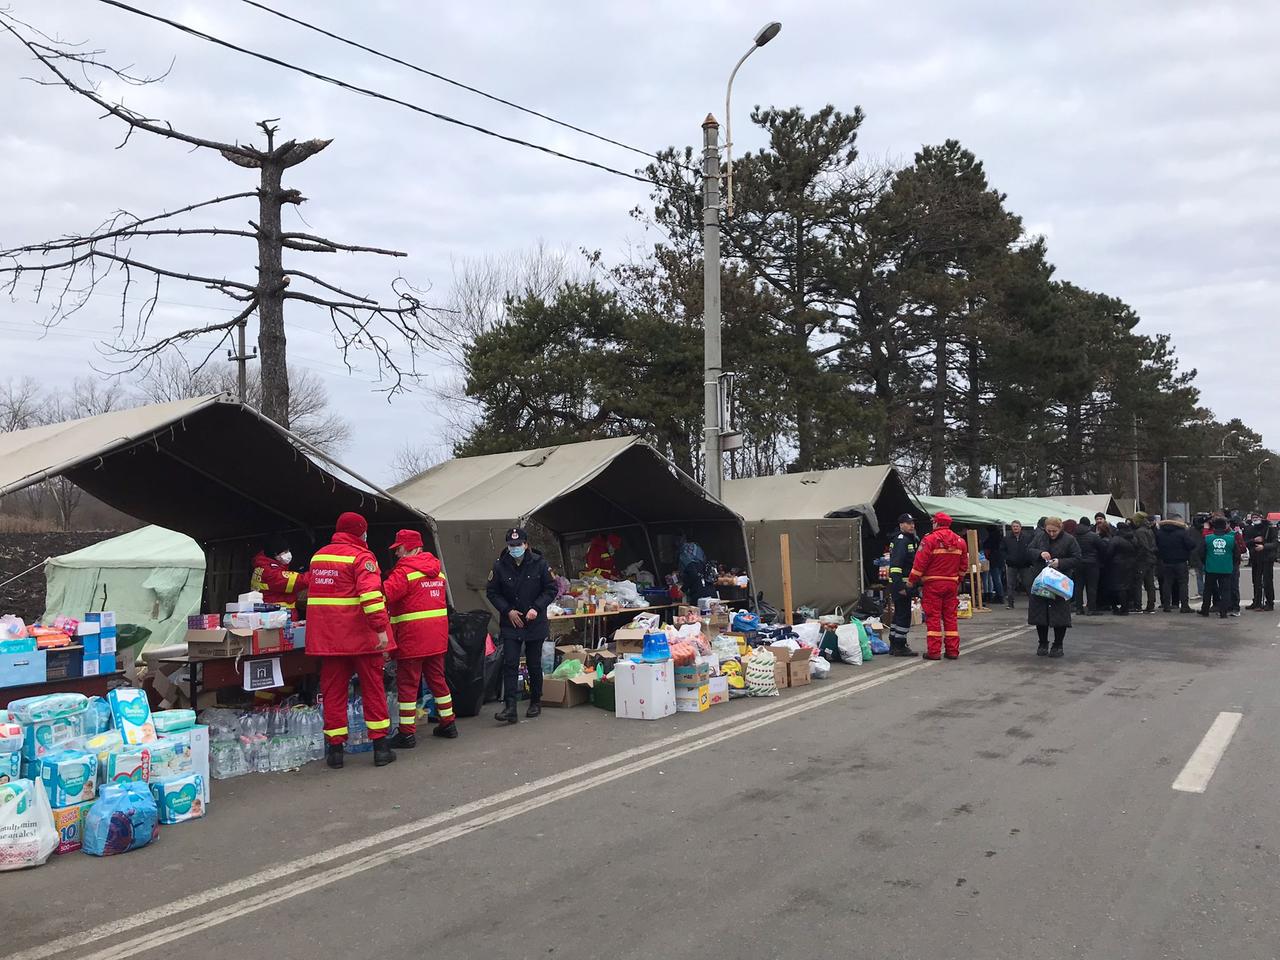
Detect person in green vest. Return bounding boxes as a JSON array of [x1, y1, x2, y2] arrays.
[[1199, 517, 1236, 619]]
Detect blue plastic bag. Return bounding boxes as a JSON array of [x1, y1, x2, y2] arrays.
[[640, 632, 671, 663], [731, 611, 760, 633], [1031, 567, 1074, 600], [83, 782, 159, 856], [869, 632, 891, 655]]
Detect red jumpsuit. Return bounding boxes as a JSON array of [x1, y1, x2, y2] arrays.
[[306, 533, 393, 744], [383, 552, 451, 734], [907, 513, 969, 659], [249, 552, 310, 611], [585, 533, 622, 578]]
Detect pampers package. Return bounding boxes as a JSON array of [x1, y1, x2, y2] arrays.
[[9, 694, 90, 761], [102, 746, 148, 787], [83, 782, 159, 857], [143, 740, 192, 782], [107, 688, 158, 746], [0, 725, 21, 784], [151, 709, 196, 734], [38, 749, 98, 807], [150, 773, 205, 824], [52, 800, 93, 855]]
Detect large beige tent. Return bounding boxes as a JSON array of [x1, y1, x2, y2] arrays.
[[393, 437, 752, 613], [1055, 494, 1123, 520], [0, 394, 440, 611], [723, 466, 918, 614]]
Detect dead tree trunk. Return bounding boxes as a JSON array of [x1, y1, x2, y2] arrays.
[[255, 155, 290, 427]]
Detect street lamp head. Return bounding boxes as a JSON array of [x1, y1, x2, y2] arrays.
[[754, 21, 782, 46]]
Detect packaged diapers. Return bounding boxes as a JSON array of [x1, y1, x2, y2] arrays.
[[107, 689, 157, 746], [150, 773, 205, 824], [38, 749, 98, 806], [83, 782, 159, 856]]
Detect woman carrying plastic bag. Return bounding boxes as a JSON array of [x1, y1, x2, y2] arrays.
[[1028, 517, 1081, 658], [0, 779, 58, 870]]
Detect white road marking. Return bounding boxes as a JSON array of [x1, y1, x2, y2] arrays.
[[12, 625, 1028, 960], [1172, 711, 1243, 794]]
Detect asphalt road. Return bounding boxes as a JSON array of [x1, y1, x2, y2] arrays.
[[7, 589, 1279, 960]]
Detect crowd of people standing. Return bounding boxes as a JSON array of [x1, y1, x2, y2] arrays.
[[984, 510, 1277, 619]]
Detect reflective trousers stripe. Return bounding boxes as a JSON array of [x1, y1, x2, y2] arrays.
[[397, 701, 417, 710], [323, 726, 349, 737], [366, 718, 391, 731], [923, 576, 959, 581], [389, 609, 448, 624]]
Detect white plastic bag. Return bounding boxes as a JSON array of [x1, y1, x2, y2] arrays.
[[0, 778, 57, 870], [790, 622, 822, 647], [745, 648, 779, 697], [835, 623, 863, 665], [809, 655, 832, 679]]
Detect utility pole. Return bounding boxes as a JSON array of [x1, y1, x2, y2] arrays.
[[228, 319, 258, 402], [702, 114, 723, 500], [1132, 415, 1140, 510]]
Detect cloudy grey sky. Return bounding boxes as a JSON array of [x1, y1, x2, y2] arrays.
[[2, 1, 1276, 483]]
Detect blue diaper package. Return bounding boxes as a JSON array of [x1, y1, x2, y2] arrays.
[[150, 773, 206, 824], [0, 751, 19, 784], [38, 749, 98, 806], [151, 710, 196, 734], [83, 782, 159, 856], [107, 689, 157, 746], [21, 711, 89, 762]]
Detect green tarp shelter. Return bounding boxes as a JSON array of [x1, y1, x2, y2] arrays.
[[912, 494, 1125, 528], [43, 526, 204, 653]]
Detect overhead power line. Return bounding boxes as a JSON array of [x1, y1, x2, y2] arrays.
[[92, 0, 660, 186], [238, 0, 677, 169]]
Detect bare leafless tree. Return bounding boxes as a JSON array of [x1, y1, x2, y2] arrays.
[[137, 355, 351, 451], [388, 441, 450, 484], [0, 13, 443, 429]]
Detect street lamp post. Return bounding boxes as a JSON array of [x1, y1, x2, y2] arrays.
[[703, 21, 781, 499], [1216, 429, 1239, 511], [1255, 457, 1271, 510]]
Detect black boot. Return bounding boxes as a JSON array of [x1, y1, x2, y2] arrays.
[[1180, 605, 1193, 614], [1036, 640, 1049, 657], [495, 700, 518, 724], [888, 641, 918, 658], [1265, 604, 1275, 612], [526, 701, 542, 719], [388, 730, 417, 749], [1049, 641, 1064, 658], [325, 743, 344, 769], [432, 722, 459, 739], [1006, 599, 1015, 610], [373, 737, 397, 767]]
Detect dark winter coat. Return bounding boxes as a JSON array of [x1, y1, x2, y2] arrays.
[[1076, 528, 1103, 565], [1244, 523, 1278, 564], [982, 528, 1005, 567], [1027, 530, 1082, 628], [1132, 524, 1158, 568], [1003, 529, 1034, 568], [486, 548, 557, 643], [1105, 532, 1137, 595], [1155, 519, 1198, 565]]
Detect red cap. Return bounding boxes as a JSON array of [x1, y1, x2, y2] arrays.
[[933, 511, 953, 528], [335, 512, 367, 537], [390, 529, 423, 551]]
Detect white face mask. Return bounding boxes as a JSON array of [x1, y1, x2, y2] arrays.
[[278, 551, 293, 565]]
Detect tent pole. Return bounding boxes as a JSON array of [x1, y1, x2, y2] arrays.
[[780, 533, 794, 626]]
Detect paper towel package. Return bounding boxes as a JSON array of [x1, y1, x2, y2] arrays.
[[107, 689, 158, 746], [38, 749, 98, 806], [150, 773, 205, 824], [52, 799, 93, 854]]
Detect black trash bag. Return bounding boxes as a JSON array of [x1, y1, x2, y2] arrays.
[[856, 590, 884, 619], [482, 646, 505, 705], [445, 609, 493, 718]]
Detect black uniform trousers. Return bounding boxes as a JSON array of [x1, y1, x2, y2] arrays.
[[1251, 561, 1275, 607]]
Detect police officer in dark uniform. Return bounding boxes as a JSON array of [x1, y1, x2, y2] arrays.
[[485, 527, 557, 725], [887, 513, 920, 657]]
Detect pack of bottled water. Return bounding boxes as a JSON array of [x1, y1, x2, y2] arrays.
[[203, 701, 325, 778]]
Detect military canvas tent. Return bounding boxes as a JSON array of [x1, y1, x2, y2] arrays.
[[723, 466, 918, 615], [913, 494, 1125, 527], [392, 437, 752, 613], [44, 526, 204, 653], [1056, 494, 1123, 520], [0, 394, 440, 613]]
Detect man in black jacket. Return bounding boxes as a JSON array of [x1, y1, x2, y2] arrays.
[[1155, 514, 1198, 613], [1245, 513, 1277, 611], [1003, 521, 1034, 609], [486, 527, 557, 724], [887, 514, 920, 657], [1074, 517, 1103, 615]]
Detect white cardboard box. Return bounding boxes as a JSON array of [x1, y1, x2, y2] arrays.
[[614, 660, 676, 720]]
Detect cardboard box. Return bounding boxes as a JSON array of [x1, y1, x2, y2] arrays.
[[674, 663, 712, 688], [677, 605, 700, 619], [187, 615, 221, 630], [75, 622, 100, 637], [52, 800, 94, 855], [0, 650, 47, 688], [708, 675, 730, 706], [612, 628, 648, 656], [614, 659, 676, 720], [541, 673, 594, 708], [251, 628, 287, 655], [82, 659, 100, 677], [99, 634, 117, 655], [768, 645, 814, 688], [99, 653, 117, 675], [84, 611, 116, 628], [185, 628, 251, 660], [675, 684, 710, 713]]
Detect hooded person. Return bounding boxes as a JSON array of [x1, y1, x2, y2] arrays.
[[906, 512, 969, 660], [1155, 514, 1198, 613], [308, 512, 395, 770], [249, 534, 310, 611], [382, 529, 455, 748]]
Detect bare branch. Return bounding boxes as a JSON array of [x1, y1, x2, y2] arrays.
[[283, 269, 376, 304], [280, 231, 407, 257]]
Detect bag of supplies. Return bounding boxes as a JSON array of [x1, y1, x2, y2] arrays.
[[1031, 566, 1074, 600]]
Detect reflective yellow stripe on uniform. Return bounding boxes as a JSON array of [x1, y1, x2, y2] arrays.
[[312, 554, 355, 563], [366, 718, 391, 731], [389, 609, 448, 624], [309, 597, 361, 606], [323, 726, 348, 737], [359, 591, 383, 603], [436, 694, 454, 719], [283, 571, 299, 593], [888, 567, 903, 574], [406, 571, 425, 582], [363, 602, 387, 614]]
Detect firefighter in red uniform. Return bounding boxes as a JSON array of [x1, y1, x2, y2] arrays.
[[585, 532, 622, 579], [249, 536, 310, 612], [383, 529, 456, 748], [308, 512, 396, 769], [906, 512, 969, 660]]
